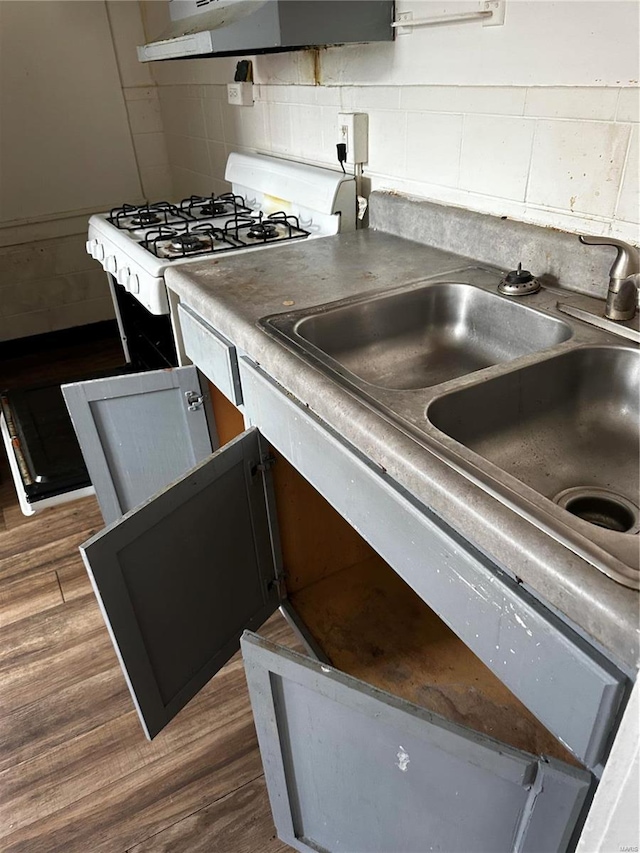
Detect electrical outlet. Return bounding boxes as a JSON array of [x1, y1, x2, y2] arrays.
[[227, 82, 254, 106], [337, 112, 368, 165]]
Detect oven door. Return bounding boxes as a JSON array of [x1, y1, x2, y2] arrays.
[[0, 392, 95, 516], [109, 274, 178, 371]]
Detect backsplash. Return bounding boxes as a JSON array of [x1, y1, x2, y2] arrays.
[[369, 192, 617, 300], [156, 81, 638, 249]]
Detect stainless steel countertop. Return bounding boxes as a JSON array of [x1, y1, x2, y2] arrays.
[[166, 229, 640, 673]]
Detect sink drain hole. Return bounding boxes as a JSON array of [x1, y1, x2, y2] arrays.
[[565, 495, 635, 532], [554, 487, 640, 534]]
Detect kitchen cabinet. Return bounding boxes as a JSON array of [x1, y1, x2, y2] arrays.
[[179, 301, 626, 769], [80, 422, 591, 852], [238, 359, 627, 773], [70, 302, 630, 851]]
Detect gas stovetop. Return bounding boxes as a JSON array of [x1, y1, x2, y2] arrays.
[[107, 193, 310, 259], [86, 152, 357, 315], [141, 215, 309, 259]]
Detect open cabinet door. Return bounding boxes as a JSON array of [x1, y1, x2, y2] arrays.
[[62, 366, 216, 526], [81, 429, 281, 739], [242, 632, 592, 853]]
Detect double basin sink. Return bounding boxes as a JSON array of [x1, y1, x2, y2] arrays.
[[262, 267, 639, 590]]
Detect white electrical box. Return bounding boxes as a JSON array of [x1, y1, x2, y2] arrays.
[[227, 82, 254, 106], [337, 112, 368, 165]]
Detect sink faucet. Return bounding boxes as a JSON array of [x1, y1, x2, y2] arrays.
[[579, 235, 640, 321]]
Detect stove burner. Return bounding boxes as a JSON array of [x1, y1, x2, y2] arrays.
[[108, 202, 189, 231], [180, 192, 251, 221], [141, 222, 244, 259], [168, 232, 209, 253], [130, 210, 161, 227], [199, 202, 227, 217], [247, 222, 279, 239], [225, 211, 311, 246]]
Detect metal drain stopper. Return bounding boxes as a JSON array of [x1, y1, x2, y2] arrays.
[[498, 263, 541, 296]]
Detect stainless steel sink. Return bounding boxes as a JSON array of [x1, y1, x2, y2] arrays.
[[261, 267, 640, 589], [290, 281, 572, 389], [429, 346, 639, 533]]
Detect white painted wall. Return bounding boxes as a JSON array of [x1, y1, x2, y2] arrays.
[[320, 1, 640, 87], [107, 0, 172, 203], [0, 0, 171, 341], [143, 0, 639, 253], [0, 1, 140, 225]]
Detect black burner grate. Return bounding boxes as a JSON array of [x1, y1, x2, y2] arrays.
[[108, 202, 191, 231], [141, 222, 244, 259], [179, 192, 252, 221], [225, 211, 310, 245], [107, 197, 311, 261]]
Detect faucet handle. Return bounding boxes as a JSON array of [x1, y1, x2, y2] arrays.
[[579, 235, 640, 280]]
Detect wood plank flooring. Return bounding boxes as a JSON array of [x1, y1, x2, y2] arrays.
[[0, 330, 294, 853]]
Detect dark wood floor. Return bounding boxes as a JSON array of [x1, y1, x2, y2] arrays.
[[0, 328, 295, 853], [0, 322, 126, 390]]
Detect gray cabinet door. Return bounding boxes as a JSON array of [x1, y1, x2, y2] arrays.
[[62, 366, 216, 525], [81, 429, 281, 739], [242, 632, 592, 853]]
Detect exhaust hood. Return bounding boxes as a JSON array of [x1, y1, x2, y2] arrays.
[[137, 0, 394, 62]]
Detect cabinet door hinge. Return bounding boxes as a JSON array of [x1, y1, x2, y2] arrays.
[[252, 453, 276, 476], [268, 575, 286, 600], [185, 391, 204, 411]]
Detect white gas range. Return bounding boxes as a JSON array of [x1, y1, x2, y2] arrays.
[[86, 153, 356, 369], [1, 153, 356, 519]]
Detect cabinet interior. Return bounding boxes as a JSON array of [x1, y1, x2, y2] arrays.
[[207, 381, 245, 446], [211, 381, 581, 768], [271, 443, 581, 769], [290, 555, 582, 766]]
